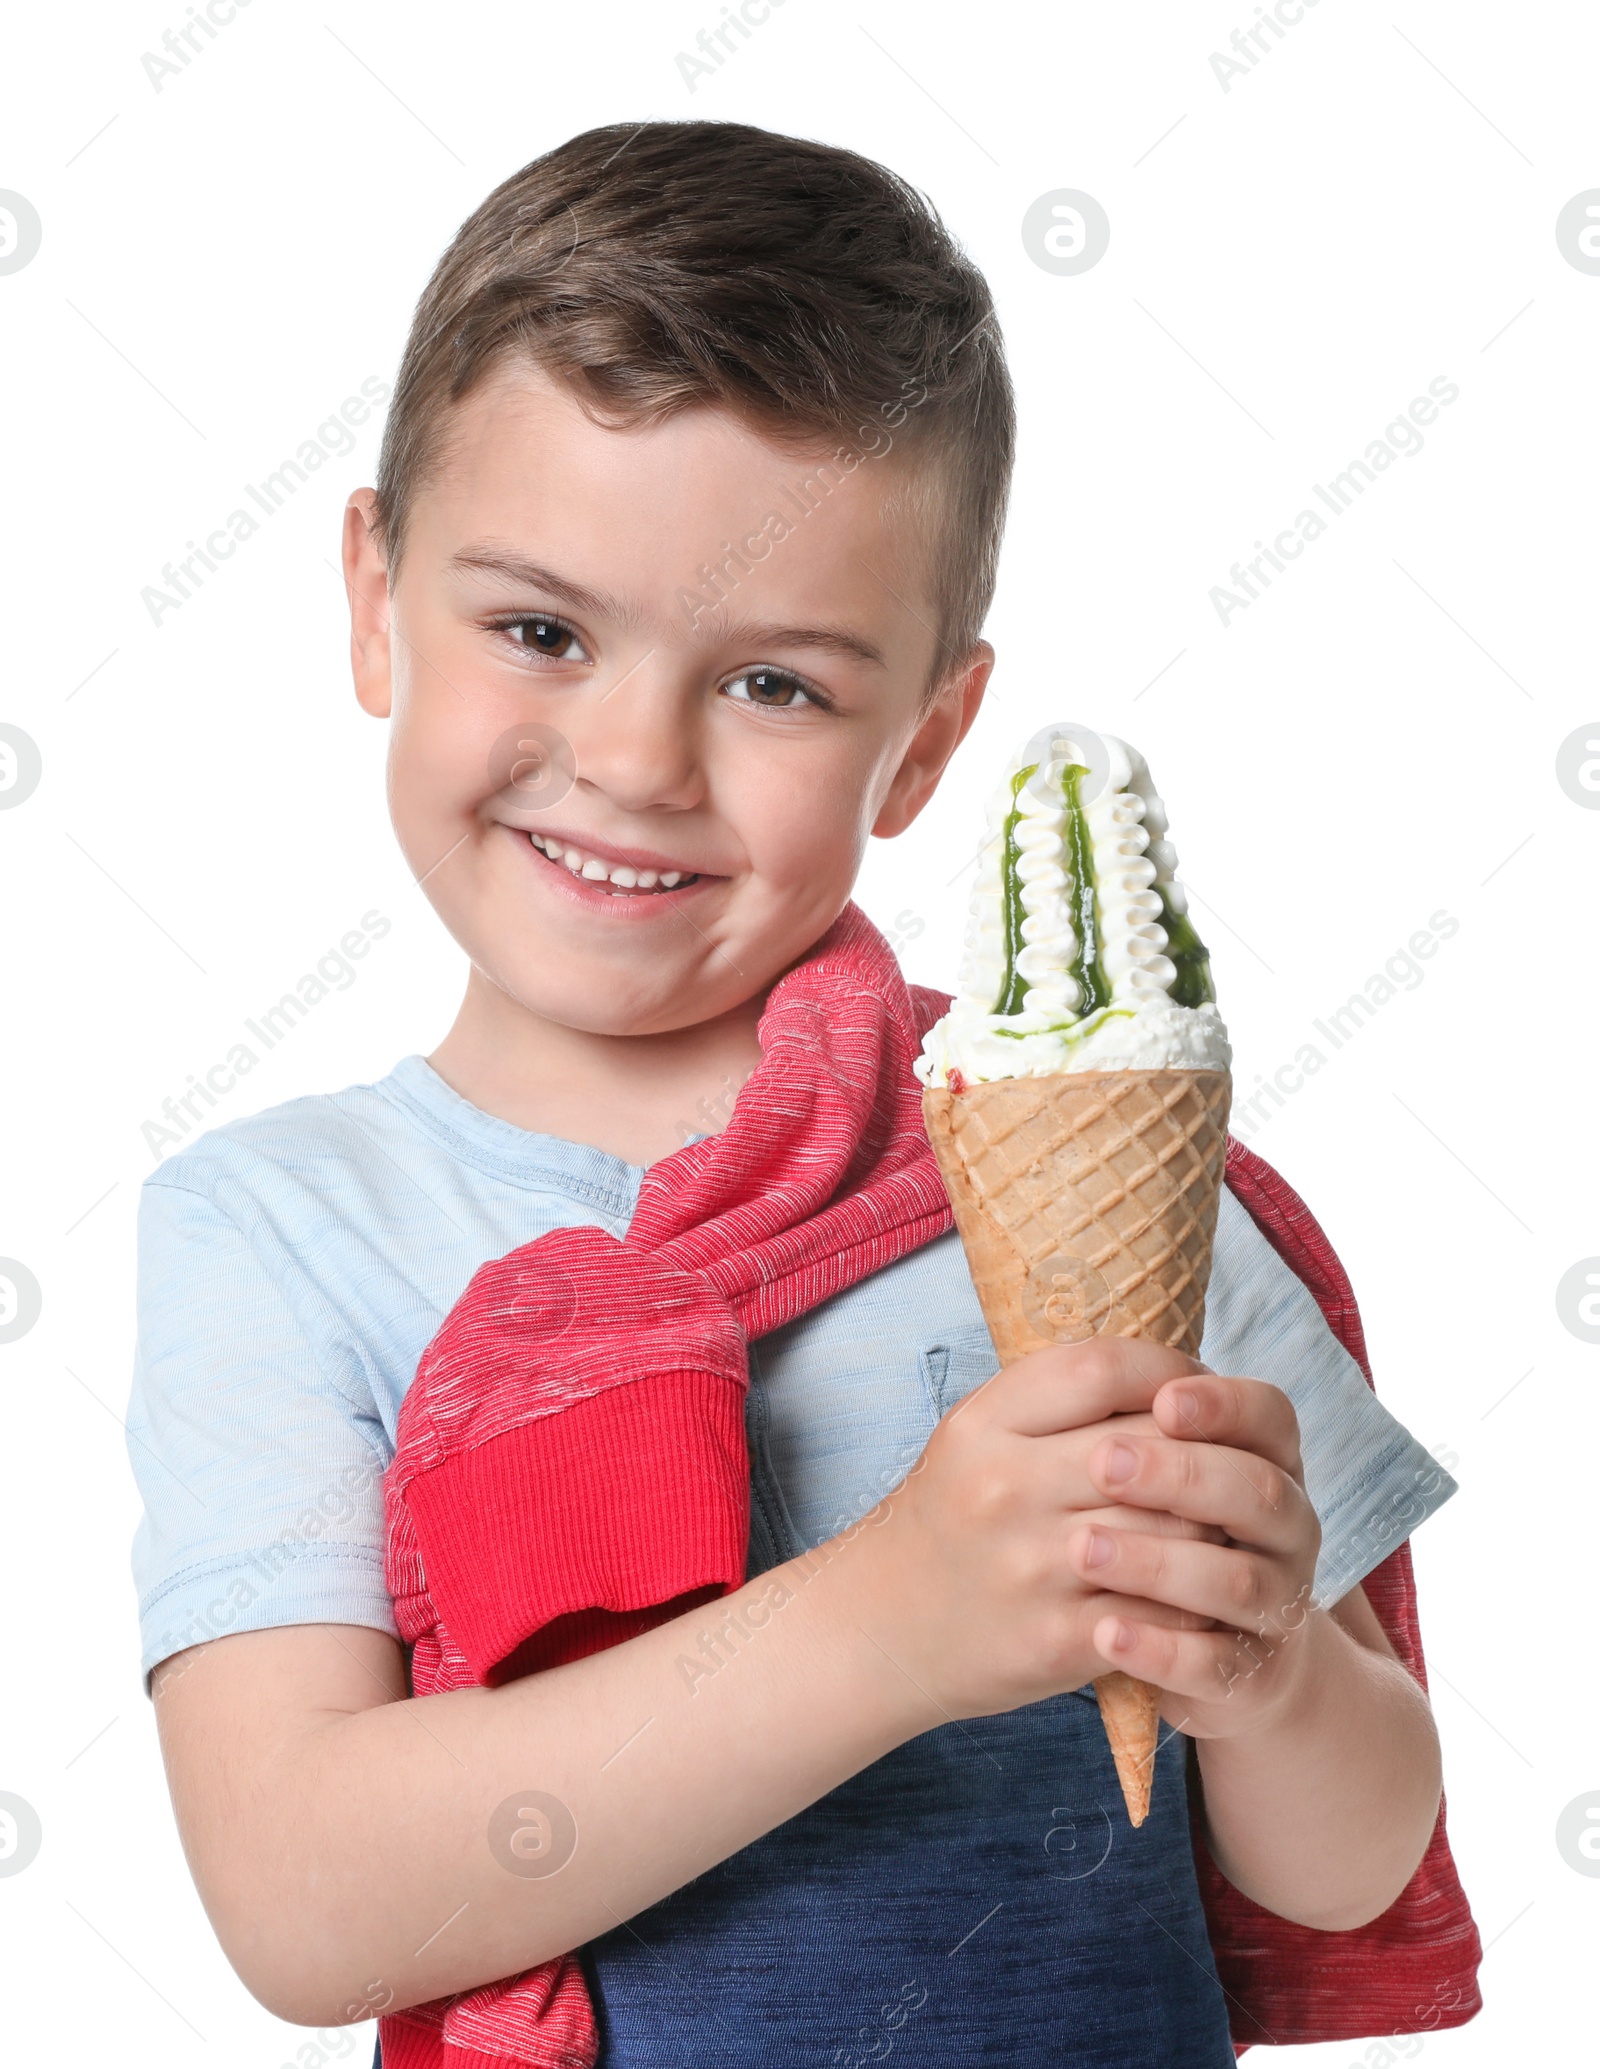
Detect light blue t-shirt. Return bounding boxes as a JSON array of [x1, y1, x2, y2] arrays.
[[127, 1054, 1454, 1680]]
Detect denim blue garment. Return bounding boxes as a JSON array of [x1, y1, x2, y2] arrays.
[[127, 1055, 1454, 1680], [583, 1694, 1232, 2068], [365, 1722, 1232, 2069]]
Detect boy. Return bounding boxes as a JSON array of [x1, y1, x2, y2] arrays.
[[129, 122, 1475, 2067]]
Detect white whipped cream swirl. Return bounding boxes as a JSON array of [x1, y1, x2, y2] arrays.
[[916, 725, 1231, 1084]]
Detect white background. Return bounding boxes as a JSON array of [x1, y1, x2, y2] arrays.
[[2, 0, 1597, 2061]]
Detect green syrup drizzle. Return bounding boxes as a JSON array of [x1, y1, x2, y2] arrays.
[[1155, 884, 1216, 1008], [993, 763, 1036, 1015], [992, 1005, 1135, 1044], [992, 754, 1215, 1020], [1060, 761, 1113, 1015]]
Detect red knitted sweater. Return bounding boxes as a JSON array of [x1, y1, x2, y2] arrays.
[[378, 906, 1480, 2068]]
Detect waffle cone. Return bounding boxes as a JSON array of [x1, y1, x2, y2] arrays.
[[922, 1067, 1231, 1826]]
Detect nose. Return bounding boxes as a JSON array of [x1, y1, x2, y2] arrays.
[[563, 651, 706, 816]]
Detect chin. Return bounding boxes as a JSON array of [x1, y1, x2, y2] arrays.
[[480, 954, 735, 1039]]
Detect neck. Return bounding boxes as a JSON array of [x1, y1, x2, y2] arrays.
[[427, 966, 767, 1167]]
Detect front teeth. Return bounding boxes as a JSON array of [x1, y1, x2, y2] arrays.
[[529, 832, 694, 892]]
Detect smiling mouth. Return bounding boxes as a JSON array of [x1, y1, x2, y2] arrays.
[[527, 830, 702, 895]]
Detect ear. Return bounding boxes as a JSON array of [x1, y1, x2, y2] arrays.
[[871, 642, 993, 839], [343, 489, 393, 719]]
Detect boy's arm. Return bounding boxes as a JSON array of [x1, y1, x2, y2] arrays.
[[1188, 1580, 1442, 1931], [152, 1340, 1208, 2027], [154, 1561, 919, 2028]]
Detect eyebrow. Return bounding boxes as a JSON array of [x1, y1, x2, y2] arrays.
[[448, 545, 887, 669], [446, 548, 643, 628], [708, 615, 887, 668]]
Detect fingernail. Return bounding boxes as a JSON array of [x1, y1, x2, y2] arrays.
[[1108, 1618, 1137, 1655], [1083, 1528, 1114, 1569], [1102, 1442, 1137, 1485], [1169, 1387, 1198, 1423]]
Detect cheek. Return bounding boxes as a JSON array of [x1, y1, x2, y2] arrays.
[[733, 746, 878, 895], [383, 708, 477, 880], [385, 627, 510, 831]]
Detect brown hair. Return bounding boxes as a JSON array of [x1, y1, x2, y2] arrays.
[[372, 121, 1013, 669]]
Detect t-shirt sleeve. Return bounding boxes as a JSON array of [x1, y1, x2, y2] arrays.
[[127, 1171, 399, 1682], [1200, 1186, 1457, 1609]]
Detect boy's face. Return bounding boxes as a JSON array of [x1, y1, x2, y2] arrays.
[[345, 364, 988, 1037]]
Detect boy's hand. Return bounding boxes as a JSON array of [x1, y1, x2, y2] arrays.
[[1065, 1370, 1323, 1741], [846, 1337, 1225, 1720]]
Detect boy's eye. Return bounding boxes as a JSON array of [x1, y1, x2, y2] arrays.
[[503, 615, 588, 661], [722, 668, 818, 710]]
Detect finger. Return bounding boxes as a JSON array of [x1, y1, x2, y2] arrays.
[[1085, 1429, 1314, 1555], [1070, 1527, 1312, 1639], [1076, 1589, 1215, 1637], [1076, 1504, 1228, 1548], [1018, 1419, 1197, 1514], [1151, 1374, 1304, 1481], [1092, 1613, 1286, 1705], [984, 1338, 1211, 1438], [1013, 1420, 1241, 1525], [1061, 1523, 1221, 1637]]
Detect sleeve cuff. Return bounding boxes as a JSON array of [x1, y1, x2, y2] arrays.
[[396, 1367, 751, 1684], [138, 1544, 398, 1683], [1312, 1438, 1458, 1606]]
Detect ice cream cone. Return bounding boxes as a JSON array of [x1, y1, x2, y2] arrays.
[[922, 1066, 1231, 1825], [1091, 1671, 1163, 1825]]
